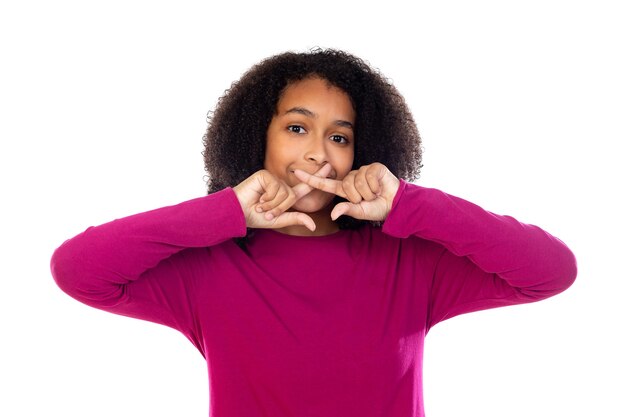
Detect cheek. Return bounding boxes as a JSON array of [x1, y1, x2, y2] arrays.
[[263, 128, 287, 168], [346, 148, 355, 171], [341, 159, 355, 177], [331, 151, 354, 176], [263, 145, 288, 172]]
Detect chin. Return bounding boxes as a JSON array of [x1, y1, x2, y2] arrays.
[[291, 191, 333, 213]]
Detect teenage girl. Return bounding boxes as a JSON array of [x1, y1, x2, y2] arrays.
[[51, 48, 577, 417]]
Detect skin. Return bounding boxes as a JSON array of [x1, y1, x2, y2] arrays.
[[233, 76, 401, 236]]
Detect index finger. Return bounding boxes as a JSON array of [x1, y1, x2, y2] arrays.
[[291, 163, 333, 199], [293, 169, 347, 199]]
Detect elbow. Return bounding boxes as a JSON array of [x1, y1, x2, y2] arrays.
[[516, 241, 577, 302], [532, 243, 578, 299], [557, 244, 578, 293], [50, 237, 126, 308], [50, 240, 82, 299], [548, 236, 578, 294], [50, 237, 99, 303]]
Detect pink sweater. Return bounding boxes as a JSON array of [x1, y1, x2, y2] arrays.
[[50, 180, 577, 416]]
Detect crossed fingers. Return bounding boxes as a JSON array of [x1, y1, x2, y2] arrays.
[[256, 163, 332, 220], [293, 164, 383, 204]]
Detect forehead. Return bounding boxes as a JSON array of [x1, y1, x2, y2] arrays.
[[277, 77, 355, 118]]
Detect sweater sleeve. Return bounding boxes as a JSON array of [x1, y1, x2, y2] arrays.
[[382, 180, 577, 330], [50, 187, 247, 349]]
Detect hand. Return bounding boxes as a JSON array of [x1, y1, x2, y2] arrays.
[[233, 163, 333, 232], [293, 162, 400, 222]]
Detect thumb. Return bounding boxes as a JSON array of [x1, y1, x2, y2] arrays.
[[331, 202, 362, 221], [273, 211, 316, 232]]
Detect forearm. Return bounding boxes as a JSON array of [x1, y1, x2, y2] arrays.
[[383, 180, 577, 297], [50, 187, 247, 307]]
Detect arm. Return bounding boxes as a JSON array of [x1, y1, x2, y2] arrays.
[[382, 180, 577, 329], [50, 188, 247, 343]]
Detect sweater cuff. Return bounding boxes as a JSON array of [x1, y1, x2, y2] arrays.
[[382, 179, 423, 239], [210, 187, 248, 239]]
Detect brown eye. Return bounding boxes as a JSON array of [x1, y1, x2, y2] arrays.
[[330, 135, 348, 144], [287, 125, 307, 134]]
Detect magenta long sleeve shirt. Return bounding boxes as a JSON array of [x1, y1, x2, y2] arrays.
[[50, 180, 577, 416]]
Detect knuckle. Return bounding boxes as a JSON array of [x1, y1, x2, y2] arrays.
[[354, 178, 366, 189], [282, 195, 295, 206], [348, 192, 362, 203]]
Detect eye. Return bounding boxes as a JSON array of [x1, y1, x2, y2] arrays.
[[330, 135, 349, 144], [287, 125, 307, 134]]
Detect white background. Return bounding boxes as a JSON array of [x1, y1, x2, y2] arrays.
[[1, 0, 624, 416]]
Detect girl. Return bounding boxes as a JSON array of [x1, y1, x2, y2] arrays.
[[51, 48, 577, 416]]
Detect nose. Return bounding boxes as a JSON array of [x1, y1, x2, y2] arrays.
[[303, 136, 327, 165]]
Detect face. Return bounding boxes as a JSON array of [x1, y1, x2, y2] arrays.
[[264, 77, 356, 213]]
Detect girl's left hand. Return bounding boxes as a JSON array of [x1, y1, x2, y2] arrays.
[[293, 162, 400, 222]]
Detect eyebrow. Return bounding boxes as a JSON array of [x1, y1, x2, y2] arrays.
[[284, 107, 354, 130]]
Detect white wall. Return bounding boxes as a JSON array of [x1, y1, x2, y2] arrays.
[[1, 0, 623, 416]]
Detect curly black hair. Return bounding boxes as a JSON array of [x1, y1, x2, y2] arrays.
[[202, 47, 423, 243]]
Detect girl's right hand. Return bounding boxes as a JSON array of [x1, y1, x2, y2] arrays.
[[232, 164, 332, 232]]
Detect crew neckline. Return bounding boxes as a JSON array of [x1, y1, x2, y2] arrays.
[[254, 228, 349, 242]]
